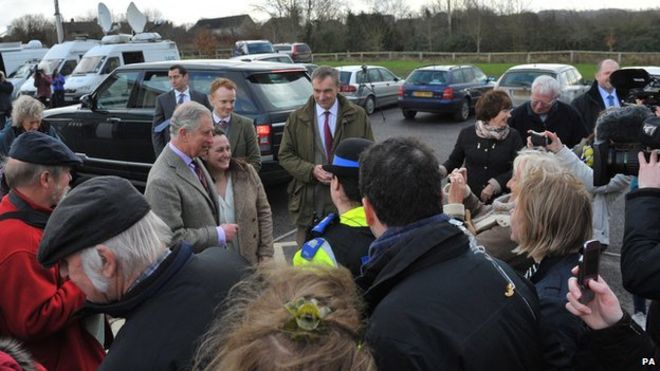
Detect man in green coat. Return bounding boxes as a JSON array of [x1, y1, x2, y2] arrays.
[[278, 66, 374, 247]]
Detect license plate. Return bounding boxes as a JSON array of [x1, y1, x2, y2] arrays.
[[413, 91, 433, 98], [512, 90, 529, 98]]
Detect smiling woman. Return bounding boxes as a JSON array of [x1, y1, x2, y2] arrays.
[[203, 127, 274, 265]]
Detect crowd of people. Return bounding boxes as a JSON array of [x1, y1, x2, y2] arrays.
[[0, 59, 659, 371]]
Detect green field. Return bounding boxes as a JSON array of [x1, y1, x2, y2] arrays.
[[321, 60, 597, 80]]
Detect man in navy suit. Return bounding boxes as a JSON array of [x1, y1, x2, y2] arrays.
[[151, 64, 212, 156]]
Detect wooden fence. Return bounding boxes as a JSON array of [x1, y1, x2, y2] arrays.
[[180, 49, 660, 65]]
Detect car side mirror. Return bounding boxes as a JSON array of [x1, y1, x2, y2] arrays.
[[80, 94, 95, 110], [393, 77, 400, 82]]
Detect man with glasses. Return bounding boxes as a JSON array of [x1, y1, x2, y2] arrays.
[[509, 75, 588, 148]]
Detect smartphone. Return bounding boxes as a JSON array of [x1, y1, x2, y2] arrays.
[[577, 239, 601, 304], [529, 131, 549, 147]]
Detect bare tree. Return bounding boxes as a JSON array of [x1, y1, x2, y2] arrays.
[[367, 0, 411, 19], [6, 14, 56, 44]]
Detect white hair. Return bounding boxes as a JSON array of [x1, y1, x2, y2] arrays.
[[531, 75, 560, 98], [169, 101, 212, 138], [80, 211, 172, 292]]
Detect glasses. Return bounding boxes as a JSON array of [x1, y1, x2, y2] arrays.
[[530, 98, 556, 108]]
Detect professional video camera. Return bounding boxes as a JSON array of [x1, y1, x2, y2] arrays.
[[592, 105, 660, 186], [610, 68, 660, 109]]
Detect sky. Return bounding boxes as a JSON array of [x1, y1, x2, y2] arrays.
[[2, 0, 659, 35]]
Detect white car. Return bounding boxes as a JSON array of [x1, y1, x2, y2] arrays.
[[336, 65, 404, 115], [494, 63, 590, 107]]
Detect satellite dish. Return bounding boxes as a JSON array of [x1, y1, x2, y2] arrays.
[[127, 2, 147, 34], [97, 3, 113, 34]]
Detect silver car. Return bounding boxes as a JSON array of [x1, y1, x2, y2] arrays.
[[494, 63, 590, 107], [336, 65, 404, 115]]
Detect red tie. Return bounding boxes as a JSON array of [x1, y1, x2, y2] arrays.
[[323, 111, 333, 161], [191, 162, 209, 194]]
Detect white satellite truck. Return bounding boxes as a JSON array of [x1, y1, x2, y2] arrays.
[[18, 38, 100, 99], [0, 40, 48, 77], [64, 2, 180, 103]]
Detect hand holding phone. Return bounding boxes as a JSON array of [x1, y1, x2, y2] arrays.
[[577, 240, 601, 304], [529, 131, 549, 147]]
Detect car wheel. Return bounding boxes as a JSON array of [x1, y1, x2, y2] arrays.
[[453, 98, 470, 122], [402, 109, 417, 119], [364, 96, 375, 115]]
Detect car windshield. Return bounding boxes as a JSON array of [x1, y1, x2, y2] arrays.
[[37, 59, 63, 75], [8, 62, 35, 78], [274, 45, 291, 52], [407, 70, 448, 85], [72, 56, 105, 75], [247, 43, 274, 54], [247, 71, 311, 110], [499, 71, 557, 87]]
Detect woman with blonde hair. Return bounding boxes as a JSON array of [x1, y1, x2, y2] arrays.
[[444, 148, 563, 273], [0, 95, 60, 156], [193, 263, 375, 371], [510, 169, 594, 369]]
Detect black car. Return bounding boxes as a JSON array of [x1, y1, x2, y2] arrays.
[[398, 65, 495, 121], [42, 59, 312, 187]]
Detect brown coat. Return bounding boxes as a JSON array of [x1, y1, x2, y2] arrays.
[[278, 94, 374, 227], [229, 161, 273, 264]]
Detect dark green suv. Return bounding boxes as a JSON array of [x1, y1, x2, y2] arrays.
[[42, 59, 312, 187]]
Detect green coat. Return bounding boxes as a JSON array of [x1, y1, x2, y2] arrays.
[[278, 94, 374, 227]]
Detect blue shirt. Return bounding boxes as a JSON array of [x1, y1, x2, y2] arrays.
[[597, 85, 620, 108]]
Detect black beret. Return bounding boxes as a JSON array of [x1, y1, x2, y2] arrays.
[[322, 138, 373, 177], [38, 176, 151, 267], [9, 131, 82, 166]]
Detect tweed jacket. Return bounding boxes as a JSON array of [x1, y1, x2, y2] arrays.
[[278, 94, 374, 227], [145, 144, 220, 252], [226, 161, 273, 264]]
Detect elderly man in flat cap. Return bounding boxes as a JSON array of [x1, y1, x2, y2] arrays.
[[145, 101, 239, 252], [0, 132, 105, 371], [38, 176, 246, 371]]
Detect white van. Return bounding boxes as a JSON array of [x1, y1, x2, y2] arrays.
[[0, 40, 48, 77], [19, 39, 100, 99], [64, 33, 179, 102]]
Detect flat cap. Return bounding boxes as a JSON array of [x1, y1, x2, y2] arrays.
[[9, 131, 82, 166], [38, 176, 151, 267]]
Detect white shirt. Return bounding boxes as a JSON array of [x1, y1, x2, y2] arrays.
[[174, 87, 191, 104], [315, 99, 339, 154], [597, 85, 620, 108]]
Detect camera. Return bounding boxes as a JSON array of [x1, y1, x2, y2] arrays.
[[610, 68, 659, 110], [593, 108, 660, 186]]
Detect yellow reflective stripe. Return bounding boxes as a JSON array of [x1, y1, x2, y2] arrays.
[[339, 206, 368, 227]]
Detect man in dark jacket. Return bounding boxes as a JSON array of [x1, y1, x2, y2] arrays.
[[151, 64, 212, 156], [509, 75, 588, 148], [279, 66, 374, 247], [37, 176, 246, 371], [357, 137, 543, 371], [571, 59, 621, 133], [0, 71, 13, 128], [621, 149, 660, 345]]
